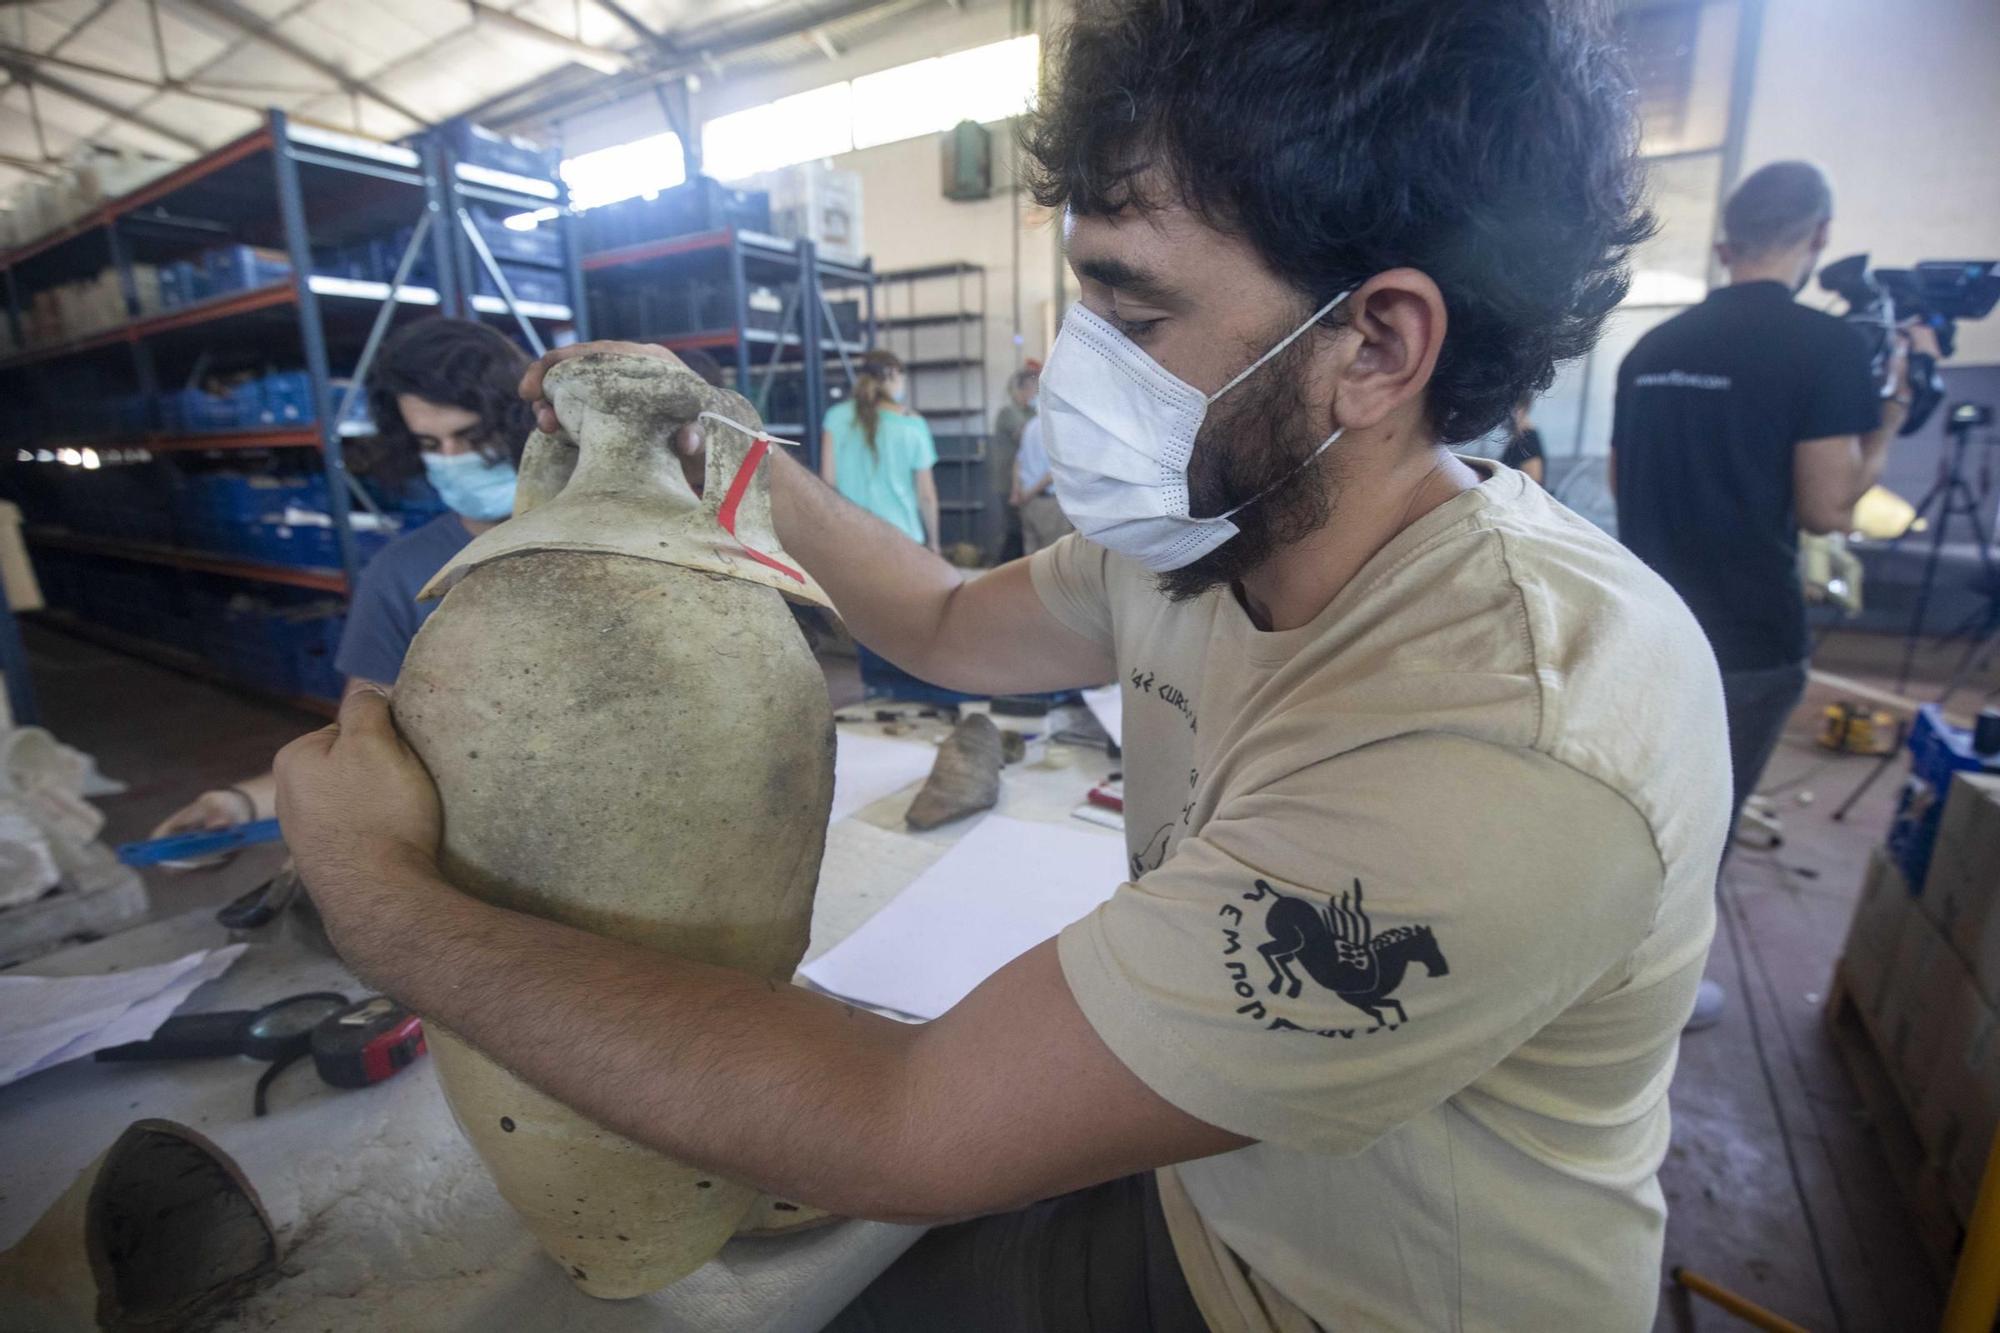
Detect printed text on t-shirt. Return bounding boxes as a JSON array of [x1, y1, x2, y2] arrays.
[[1130, 667, 1197, 734]]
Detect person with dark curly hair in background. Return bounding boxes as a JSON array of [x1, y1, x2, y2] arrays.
[[273, 4, 1730, 1330]]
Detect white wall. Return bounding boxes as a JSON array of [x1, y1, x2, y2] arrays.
[[834, 124, 1061, 396], [1739, 0, 2000, 365]]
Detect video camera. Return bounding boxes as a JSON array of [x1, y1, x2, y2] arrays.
[[1818, 255, 1999, 434]]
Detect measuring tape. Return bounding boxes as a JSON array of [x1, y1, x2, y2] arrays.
[[311, 996, 426, 1089], [98, 990, 426, 1116]]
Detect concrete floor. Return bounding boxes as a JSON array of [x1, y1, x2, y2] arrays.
[[17, 619, 1995, 1332]]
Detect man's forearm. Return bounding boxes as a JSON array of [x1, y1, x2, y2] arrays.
[[765, 449, 969, 676], [352, 859, 935, 1219], [1852, 398, 1908, 502]]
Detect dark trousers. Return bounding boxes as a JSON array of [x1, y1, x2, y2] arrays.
[[1720, 659, 1810, 831], [825, 1174, 1210, 1333]]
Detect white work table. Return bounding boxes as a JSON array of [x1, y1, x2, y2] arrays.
[[0, 714, 1119, 1332]]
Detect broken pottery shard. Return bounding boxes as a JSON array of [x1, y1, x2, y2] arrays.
[[393, 352, 836, 1300], [0, 1119, 277, 1332], [905, 715, 1003, 831]]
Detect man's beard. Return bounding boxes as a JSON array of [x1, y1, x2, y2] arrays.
[[1155, 336, 1338, 602]]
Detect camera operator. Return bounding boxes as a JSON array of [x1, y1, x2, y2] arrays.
[[1610, 160, 1935, 1030]]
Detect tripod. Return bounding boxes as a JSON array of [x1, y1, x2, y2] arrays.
[[1894, 402, 1997, 694]]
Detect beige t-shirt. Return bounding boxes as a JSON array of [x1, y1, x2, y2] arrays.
[[1032, 461, 1729, 1332]]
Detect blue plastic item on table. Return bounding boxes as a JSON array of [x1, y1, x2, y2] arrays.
[[118, 817, 283, 868]]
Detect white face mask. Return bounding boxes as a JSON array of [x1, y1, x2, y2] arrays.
[[1039, 288, 1351, 571]]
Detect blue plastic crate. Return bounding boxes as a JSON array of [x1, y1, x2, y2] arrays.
[[172, 473, 330, 555], [244, 517, 391, 570], [258, 371, 317, 424], [158, 259, 203, 308], [372, 229, 439, 286], [161, 388, 243, 433], [115, 394, 152, 434], [196, 595, 345, 696], [475, 261, 570, 307], [1888, 704, 2000, 892], [473, 210, 565, 268], [204, 244, 292, 295], [228, 381, 264, 422], [448, 121, 557, 181]]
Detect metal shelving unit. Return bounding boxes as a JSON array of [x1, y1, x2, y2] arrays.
[[583, 227, 872, 470], [0, 111, 582, 697], [877, 262, 988, 548], [24, 528, 347, 593]]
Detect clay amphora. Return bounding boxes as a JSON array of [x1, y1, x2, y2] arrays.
[[393, 353, 835, 1298]]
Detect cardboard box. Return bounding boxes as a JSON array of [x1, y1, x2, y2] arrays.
[[1910, 950, 1990, 1155], [1843, 938, 1892, 1024], [1925, 994, 2000, 1221], [1877, 909, 1952, 1106], [1847, 848, 1914, 963], [1926, 772, 2000, 1005], [1840, 848, 1914, 1021], [757, 163, 865, 264]]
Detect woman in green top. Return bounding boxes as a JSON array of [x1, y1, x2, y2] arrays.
[[820, 349, 941, 552]]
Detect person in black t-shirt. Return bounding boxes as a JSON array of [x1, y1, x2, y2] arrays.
[[1500, 396, 1545, 484], [1611, 160, 1936, 1029]]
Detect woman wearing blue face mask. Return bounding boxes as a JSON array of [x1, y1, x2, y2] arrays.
[[819, 348, 941, 554]]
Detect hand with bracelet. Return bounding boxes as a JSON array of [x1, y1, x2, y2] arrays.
[[149, 772, 274, 860]]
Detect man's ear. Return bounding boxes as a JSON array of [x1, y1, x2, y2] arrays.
[[1328, 268, 1446, 432]]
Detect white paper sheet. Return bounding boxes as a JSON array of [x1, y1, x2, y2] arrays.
[[799, 814, 1127, 1019], [829, 731, 937, 825], [1081, 684, 1123, 747], [0, 944, 246, 1085]]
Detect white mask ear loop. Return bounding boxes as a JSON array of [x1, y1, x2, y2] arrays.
[[697, 409, 792, 446], [1199, 288, 1354, 524], [1212, 427, 1345, 523], [1206, 288, 1353, 404]]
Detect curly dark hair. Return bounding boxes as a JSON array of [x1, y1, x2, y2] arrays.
[[1023, 0, 1655, 444], [364, 318, 535, 483]]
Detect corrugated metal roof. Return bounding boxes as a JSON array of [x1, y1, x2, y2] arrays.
[[0, 0, 915, 199]]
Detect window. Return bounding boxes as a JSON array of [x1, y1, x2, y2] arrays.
[[850, 34, 1039, 151], [696, 34, 1040, 182], [703, 82, 856, 182], [560, 130, 687, 211]]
